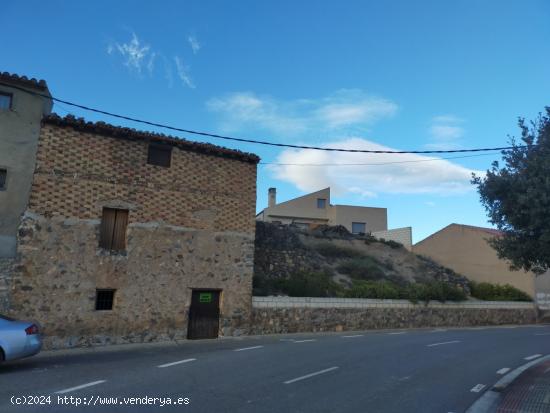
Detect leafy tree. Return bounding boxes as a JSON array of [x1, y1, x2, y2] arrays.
[[472, 107, 550, 274]]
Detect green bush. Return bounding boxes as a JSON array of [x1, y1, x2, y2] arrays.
[[313, 243, 364, 259], [337, 257, 386, 280], [345, 280, 401, 299], [276, 271, 344, 297], [381, 239, 403, 249], [470, 282, 532, 301], [345, 280, 466, 302]]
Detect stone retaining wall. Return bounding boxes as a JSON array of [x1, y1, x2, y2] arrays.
[[251, 297, 537, 334], [0, 258, 14, 314]]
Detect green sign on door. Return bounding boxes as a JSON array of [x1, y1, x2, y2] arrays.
[[199, 292, 212, 303]]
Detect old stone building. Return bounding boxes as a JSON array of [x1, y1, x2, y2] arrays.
[[1, 73, 259, 348]]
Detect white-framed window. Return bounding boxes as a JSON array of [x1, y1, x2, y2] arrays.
[[352, 222, 366, 234]]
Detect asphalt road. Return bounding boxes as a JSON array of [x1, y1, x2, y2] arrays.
[[1, 325, 549, 413]]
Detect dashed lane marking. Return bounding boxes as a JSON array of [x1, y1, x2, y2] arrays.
[[157, 358, 196, 368], [524, 354, 542, 361], [293, 339, 316, 343], [341, 335, 364, 338], [55, 381, 106, 394], [284, 367, 339, 384], [234, 346, 264, 352], [496, 368, 511, 375], [470, 384, 486, 393], [426, 340, 461, 347], [388, 332, 406, 335]]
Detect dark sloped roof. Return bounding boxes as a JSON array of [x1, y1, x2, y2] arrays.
[[0, 72, 49, 91], [42, 114, 260, 164]]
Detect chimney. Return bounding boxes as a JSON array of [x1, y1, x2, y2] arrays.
[[268, 187, 277, 208]]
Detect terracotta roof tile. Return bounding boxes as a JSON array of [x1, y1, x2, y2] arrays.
[[42, 114, 260, 164], [0, 71, 49, 91]]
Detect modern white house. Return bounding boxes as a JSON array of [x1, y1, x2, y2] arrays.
[[256, 187, 413, 250]]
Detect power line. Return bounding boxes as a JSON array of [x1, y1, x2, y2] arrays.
[[259, 151, 501, 167], [1, 80, 526, 155]]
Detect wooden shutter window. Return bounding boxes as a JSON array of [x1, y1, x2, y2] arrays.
[[99, 208, 129, 251], [147, 144, 172, 167]]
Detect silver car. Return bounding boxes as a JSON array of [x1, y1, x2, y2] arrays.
[[0, 314, 42, 362]]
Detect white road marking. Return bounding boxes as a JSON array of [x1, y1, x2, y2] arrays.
[[293, 339, 316, 343], [470, 384, 486, 393], [524, 354, 542, 361], [55, 380, 106, 394], [426, 340, 461, 347], [430, 328, 447, 332], [535, 333, 550, 336], [341, 335, 364, 338], [157, 358, 196, 368], [496, 368, 511, 375], [388, 331, 406, 335], [284, 367, 339, 384], [234, 346, 264, 352], [279, 339, 295, 342], [500, 326, 518, 329]]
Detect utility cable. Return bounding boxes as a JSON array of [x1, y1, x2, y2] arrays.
[[0, 80, 528, 155]]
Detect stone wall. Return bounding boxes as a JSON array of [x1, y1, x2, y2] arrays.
[[250, 297, 536, 334], [0, 258, 14, 313], [9, 120, 258, 349]]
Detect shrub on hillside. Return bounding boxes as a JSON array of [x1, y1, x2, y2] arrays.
[[405, 281, 467, 303], [344, 280, 401, 299], [313, 243, 364, 259], [277, 271, 344, 297], [380, 239, 404, 249], [337, 257, 386, 280], [470, 282, 532, 302], [344, 280, 466, 302]]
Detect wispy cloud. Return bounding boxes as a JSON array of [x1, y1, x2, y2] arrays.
[[209, 92, 479, 197], [207, 90, 397, 137], [174, 56, 195, 89], [269, 138, 483, 197], [107, 32, 197, 89], [426, 115, 465, 150], [108, 32, 151, 73], [187, 35, 201, 54]]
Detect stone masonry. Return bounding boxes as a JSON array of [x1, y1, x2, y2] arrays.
[[8, 116, 259, 349], [251, 297, 537, 334]]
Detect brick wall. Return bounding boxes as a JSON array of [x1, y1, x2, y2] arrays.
[[10, 122, 258, 348], [29, 124, 257, 232]]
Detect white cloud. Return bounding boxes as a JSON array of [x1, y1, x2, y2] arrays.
[[174, 56, 195, 89], [268, 138, 483, 196], [109, 32, 151, 73], [207, 90, 397, 137], [426, 115, 465, 150], [188, 35, 201, 54]]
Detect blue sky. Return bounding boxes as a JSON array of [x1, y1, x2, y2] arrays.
[[2, 1, 549, 242]]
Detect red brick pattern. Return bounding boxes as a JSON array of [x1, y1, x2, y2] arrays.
[[29, 124, 257, 233]]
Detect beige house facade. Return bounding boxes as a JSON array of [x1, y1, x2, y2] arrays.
[[413, 223, 550, 308], [256, 187, 412, 249]]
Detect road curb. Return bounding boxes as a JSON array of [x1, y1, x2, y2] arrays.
[[465, 354, 550, 413]]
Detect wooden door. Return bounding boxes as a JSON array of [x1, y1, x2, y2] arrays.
[[187, 290, 221, 339]]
